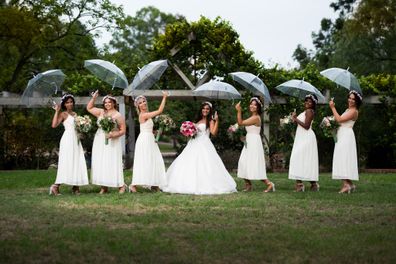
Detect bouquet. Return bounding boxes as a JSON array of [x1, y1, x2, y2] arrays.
[[98, 116, 117, 145], [180, 121, 197, 138], [279, 114, 293, 128], [227, 123, 247, 148], [154, 114, 176, 142], [74, 115, 92, 144], [320, 116, 339, 142]]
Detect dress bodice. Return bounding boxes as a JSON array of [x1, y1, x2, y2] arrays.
[[339, 110, 356, 128], [63, 114, 75, 131], [196, 123, 210, 138], [297, 111, 313, 128], [140, 118, 154, 133], [245, 125, 260, 135]]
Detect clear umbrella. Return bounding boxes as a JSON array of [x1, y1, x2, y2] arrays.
[[275, 79, 325, 103], [21, 69, 66, 106], [124, 59, 168, 96], [84, 59, 128, 89], [193, 81, 242, 100], [229, 72, 272, 103], [320, 67, 362, 94]]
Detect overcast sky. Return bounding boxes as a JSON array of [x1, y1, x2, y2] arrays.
[[99, 0, 338, 68]]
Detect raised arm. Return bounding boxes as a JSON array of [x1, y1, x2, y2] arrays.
[[210, 111, 219, 136], [292, 109, 314, 130], [86, 90, 103, 118], [329, 99, 358, 123], [140, 91, 168, 122], [51, 104, 66, 128]]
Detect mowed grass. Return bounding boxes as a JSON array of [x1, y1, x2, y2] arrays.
[[0, 170, 395, 263]]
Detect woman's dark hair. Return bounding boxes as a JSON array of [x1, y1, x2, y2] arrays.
[[305, 94, 318, 110], [60, 94, 75, 110], [250, 98, 263, 115], [250, 98, 264, 137], [348, 91, 362, 109], [195, 102, 213, 129]]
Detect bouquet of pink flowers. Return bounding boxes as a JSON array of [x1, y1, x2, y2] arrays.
[[98, 116, 117, 145], [180, 121, 197, 138], [227, 123, 247, 148], [320, 116, 339, 142], [154, 114, 176, 142], [74, 115, 92, 144]]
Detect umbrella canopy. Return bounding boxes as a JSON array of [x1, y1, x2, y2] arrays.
[[229, 72, 272, 103], [21, 69, 66, 106], [193, 81, 241, 100], [320, 67, 362, 94], [124, 59, 168, 96], [84, 59, 128, 89], [275, 79, 325, 103]]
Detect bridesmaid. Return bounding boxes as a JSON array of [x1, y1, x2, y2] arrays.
[[129, 92, 168, 193], [330, 90, 362, 193], [235, 97, 275, 192], [288, 94, 319, 192], [87, 91, 126, 194], [49, 94, 89, 195]]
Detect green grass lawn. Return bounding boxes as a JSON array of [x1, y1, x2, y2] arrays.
[[0, 170, 395, 263]]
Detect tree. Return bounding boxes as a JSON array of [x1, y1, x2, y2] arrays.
[[293, 0, 396, 75], [0, 0, 125, 93], [107, 6, 185, 78]]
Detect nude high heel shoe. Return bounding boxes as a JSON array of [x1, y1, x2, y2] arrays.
[[264, 182, 275, 193]]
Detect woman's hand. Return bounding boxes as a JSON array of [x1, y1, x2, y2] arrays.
[[162, 90, 169, 98], [212, 111, 218, 121], [91, 90, 99, 99], [235, 102, 242, 111], [52, 103, 61, 112], [291, 111, 297, 122], [329, 98, 335, 108]]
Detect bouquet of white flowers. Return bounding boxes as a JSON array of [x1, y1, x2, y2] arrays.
[[74, 115, 92, 144]]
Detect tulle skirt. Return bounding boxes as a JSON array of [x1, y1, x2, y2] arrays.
[[162, 135, 237, 195]]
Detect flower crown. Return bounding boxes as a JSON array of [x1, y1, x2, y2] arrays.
[[203, 101, 212, 108], [305, 94, 318, 104], [250, 97, 263, 107], [134, 95, 146, 107], [349, 90, 362, 101], [102, 95, 117, 103], [61, 93, 74, 102]]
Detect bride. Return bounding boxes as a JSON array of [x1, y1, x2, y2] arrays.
[[162, 102, 237, 195]]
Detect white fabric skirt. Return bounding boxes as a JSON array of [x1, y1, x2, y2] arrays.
[[91, 129, 125, 187], [132, 132, 166, 186], [237, 133, 267, 180], [55, 130, 89, 186], [332, 127, 359, 180], [288, 126, 319, 181]]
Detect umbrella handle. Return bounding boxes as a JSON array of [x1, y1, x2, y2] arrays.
[[112, 76, 118, 90]]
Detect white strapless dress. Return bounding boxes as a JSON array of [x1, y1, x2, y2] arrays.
[[288, 111, 319, 181], [132, 118, 166, 187], [91, 114, 125, 187], [237, 125, 267, 180], [162, 123, 237, 195], [332, 111, 359, 180]]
